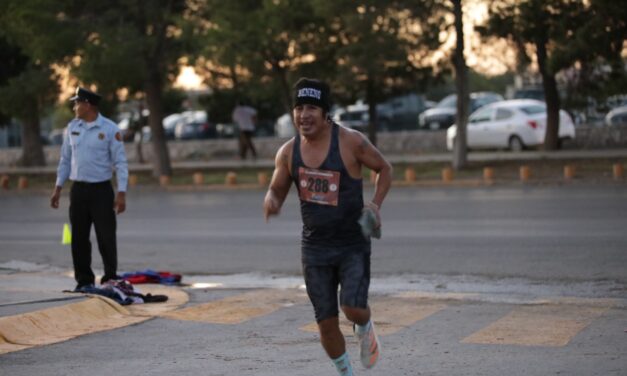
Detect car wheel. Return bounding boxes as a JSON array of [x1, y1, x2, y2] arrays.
[[509, 136, 524, 152]]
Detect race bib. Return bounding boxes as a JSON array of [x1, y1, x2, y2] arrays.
[[298, 167, 340, 206]]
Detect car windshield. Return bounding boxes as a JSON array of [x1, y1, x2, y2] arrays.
[[519, 105, 546, 115], [436, 95, 457, 109]]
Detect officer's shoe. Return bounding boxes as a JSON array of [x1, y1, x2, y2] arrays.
[[100, 274, 122, 284], [73, 283, 95, 292]]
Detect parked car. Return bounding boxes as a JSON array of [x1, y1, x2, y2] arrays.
[[334, 94, 431, 133], [163, 113, 182, 140], [174, 111, 216, 140], [419, 92, 504, 130], [512, 87, 545, 101], [446, 99, 576, 151], [333, 103, 372, 132], [48, 128, 66, 145], [605, 105, 627, 127]]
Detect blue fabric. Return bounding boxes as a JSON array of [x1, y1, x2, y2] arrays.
[[56, 114, 128, 192], [78, 285, 134, 305]]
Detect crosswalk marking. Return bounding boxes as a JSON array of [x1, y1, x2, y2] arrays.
[[461, 298, 614, 347], [162, 288, 307, 324], [300, 295, 447, 336], [162, 289, 616, 347]]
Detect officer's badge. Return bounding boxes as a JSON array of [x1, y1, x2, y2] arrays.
[[98, 132, 105, 140], [115, 132, 122, 142]]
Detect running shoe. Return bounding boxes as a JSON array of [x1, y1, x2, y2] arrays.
[[354, 321, 380, 369]]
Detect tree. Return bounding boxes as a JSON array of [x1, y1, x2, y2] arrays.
[[5, 0, 193, 176], [451, 0, 469, 170], [69, 0, 192, 177], [552, 0, 627, 108], [0, 29, 59, 166], [313, 0, 441, 145], [479, 0, 589, 150], [193, 0, 329, 119]]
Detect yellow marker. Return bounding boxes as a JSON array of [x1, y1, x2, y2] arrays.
[[62, 223, 72, 245]]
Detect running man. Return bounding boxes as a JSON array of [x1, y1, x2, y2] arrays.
[[263, 78, 392, 375]]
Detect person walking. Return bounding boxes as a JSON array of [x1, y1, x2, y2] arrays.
[[50, 87, 128, 291], [263, 78, 392, 375], [232, 100, 258, 160]]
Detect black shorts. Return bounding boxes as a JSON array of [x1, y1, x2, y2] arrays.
[[302, 243, 371, 322]]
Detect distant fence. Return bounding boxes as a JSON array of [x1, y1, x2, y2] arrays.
[[0, 126, 626, 167]]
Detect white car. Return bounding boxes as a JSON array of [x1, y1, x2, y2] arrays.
[[605, 105, 627, 127], [446, 99, 576, 151]]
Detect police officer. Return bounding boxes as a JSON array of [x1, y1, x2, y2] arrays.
[[50, 87, 128, 291]]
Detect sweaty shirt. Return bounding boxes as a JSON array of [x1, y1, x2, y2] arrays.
[[291, 123, 368, 248]]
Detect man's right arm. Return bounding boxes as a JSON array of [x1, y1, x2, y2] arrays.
[[263, 141, 293, 221], [51, 126, 72, 209]]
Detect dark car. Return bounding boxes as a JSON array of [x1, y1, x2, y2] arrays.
[[174, 111, 217, 140], [418, 92, 503, 130]]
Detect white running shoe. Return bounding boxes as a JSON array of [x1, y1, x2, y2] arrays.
[[355, 321, 380, 369]]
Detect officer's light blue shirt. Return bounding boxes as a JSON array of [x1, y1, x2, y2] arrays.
[[56, 114, 129, 192]]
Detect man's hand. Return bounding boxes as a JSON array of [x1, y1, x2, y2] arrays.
[[263, 193, 281, 222], [114, 192, 126, 214], [50, 187, 62, 209]]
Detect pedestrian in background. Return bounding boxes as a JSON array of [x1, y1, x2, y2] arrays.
[[50, 87, 128, 291], [263, 78, 392, 376], [232, 99, 258, 160]]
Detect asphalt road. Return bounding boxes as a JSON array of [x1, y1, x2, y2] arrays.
[[1, 184, 626, 293], [1, 184, 627, 375]]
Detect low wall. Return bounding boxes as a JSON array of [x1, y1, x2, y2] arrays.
[[0, 126, 625, 167]]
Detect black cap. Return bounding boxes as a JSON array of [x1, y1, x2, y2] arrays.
[[69, 87, 101, 106], [292, 78, 331, 112]]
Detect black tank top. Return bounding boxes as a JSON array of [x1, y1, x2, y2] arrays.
[[291, 123, 368, 247]]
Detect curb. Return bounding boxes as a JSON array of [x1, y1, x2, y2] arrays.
[[0, 285, 188, 355]]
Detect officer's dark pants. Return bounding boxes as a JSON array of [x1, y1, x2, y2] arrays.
[[70, 181, 117, 287]]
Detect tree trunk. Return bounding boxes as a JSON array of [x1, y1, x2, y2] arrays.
[[276, 66, 293, 118], [536, 39, 560, 150], [144, 72, 172, 177], [19, 100, 45, 166], [452, 0, 468, 170], [366, 75, 378, 146]]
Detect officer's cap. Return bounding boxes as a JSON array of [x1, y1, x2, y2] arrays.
[[69, 87, 101, 106]]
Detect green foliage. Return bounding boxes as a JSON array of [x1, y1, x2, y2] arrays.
[[313, 0, 441, 104], [51, 104, 74, 130]]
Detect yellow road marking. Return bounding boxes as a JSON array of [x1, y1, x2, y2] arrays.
[[300, 295, 447, 336], [163, 288, 307, 324], [461, 298, 615, 347]]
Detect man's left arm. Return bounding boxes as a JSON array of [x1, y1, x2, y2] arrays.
[[354, 133, 392, 211], [110, 128, 128, 214]]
